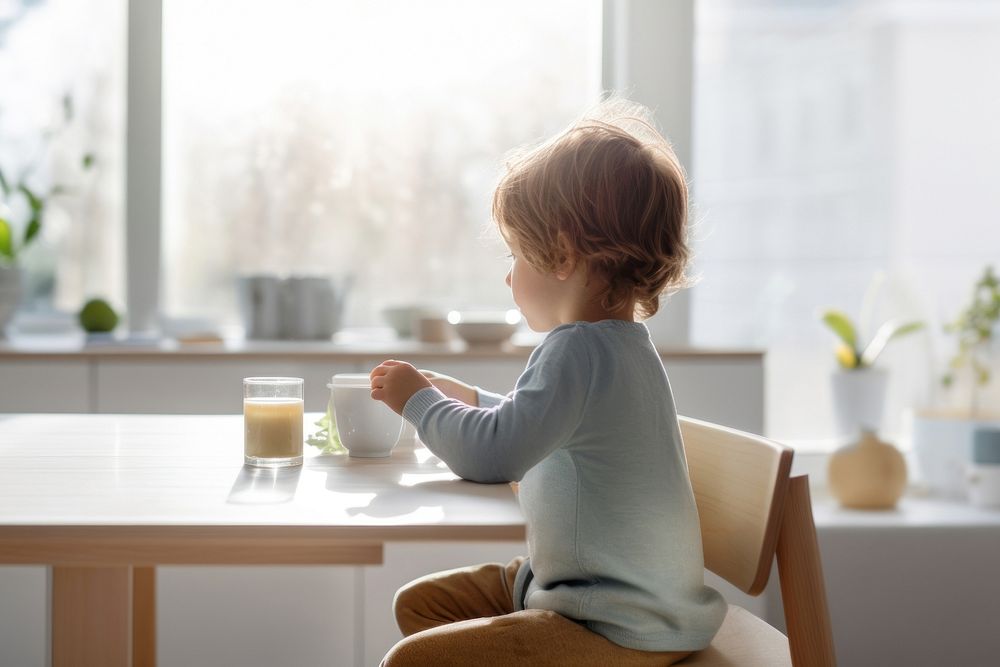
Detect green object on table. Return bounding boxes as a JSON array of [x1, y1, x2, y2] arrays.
[[306, 406, 344, 454]]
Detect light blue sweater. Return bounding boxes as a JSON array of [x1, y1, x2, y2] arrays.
[[402, 320, 726, 651]]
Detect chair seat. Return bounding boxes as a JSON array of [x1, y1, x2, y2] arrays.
[[677, 605, 792, 666]]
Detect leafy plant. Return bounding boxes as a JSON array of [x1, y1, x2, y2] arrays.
[[0, 94, 95, 265], [305, 405, 345, 454], [942, 265, 1000, 390], [0, 180, 46, 264], [821, 310, 924, 369]]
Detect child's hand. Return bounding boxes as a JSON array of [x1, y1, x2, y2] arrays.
[[370, 360, 433, 415], [419, 370, 479, 407]]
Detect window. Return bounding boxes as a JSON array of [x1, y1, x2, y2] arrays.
[[161, 0, 602, 327], [0, 0, 125, 311], [691, 0, 1000, 441]]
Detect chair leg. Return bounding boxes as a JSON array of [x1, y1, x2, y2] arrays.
[[775, 475, 837, 667]]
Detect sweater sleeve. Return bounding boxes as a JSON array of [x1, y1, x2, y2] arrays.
[[476, 387, 510, 408], [402, 328, 592, 483]]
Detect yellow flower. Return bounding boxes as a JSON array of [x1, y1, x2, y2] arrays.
[[836, 343, 858, 369]]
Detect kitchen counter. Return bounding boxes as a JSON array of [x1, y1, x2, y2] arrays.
[[0, 330, 764, 361]]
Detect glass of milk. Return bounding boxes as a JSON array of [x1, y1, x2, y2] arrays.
[[243, 377, 304, 467], [330, 373, 403, 457]]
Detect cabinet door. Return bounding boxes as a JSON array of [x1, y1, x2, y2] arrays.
[[0, 360, 90, 413], [96, 359, 359, 413], [158, 566, 359, 667], [0, 566, 47, 667]]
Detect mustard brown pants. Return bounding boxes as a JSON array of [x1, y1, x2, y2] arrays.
[[381, 557, 692, 666]]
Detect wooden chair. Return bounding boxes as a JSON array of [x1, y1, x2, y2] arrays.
[[676, 417, 836, 667]]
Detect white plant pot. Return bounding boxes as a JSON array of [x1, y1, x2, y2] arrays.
[[912, 412, 1000, 499], [830, 368, 888, 439], [0, 265, 23, 337]]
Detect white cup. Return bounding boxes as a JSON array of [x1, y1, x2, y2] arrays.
[[329, 374, 403, 457]]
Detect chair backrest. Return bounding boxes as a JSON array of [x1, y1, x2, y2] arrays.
[[680, 416, 793, 595], [679, 416, 837, 666]]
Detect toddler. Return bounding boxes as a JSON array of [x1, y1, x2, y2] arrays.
[[370, 99, 726, 666]]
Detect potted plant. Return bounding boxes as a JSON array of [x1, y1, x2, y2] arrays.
[[0, 177, 45, 334], [0, 94, 94, 335], [820, 310, 923, 509], [941, 265, 1000, 415], [821, 309, 924, 438], [912, 265, 1000, 498]]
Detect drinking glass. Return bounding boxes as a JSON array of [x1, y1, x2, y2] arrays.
[[243, 377, 304, 467]]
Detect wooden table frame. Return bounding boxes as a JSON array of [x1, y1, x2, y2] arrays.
[[1, 525, 525, 666]]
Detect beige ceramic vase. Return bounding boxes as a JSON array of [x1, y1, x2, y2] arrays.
[[828, 430, 907, 509]]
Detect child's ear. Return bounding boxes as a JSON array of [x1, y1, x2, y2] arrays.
[[553, 232, 577, 281]]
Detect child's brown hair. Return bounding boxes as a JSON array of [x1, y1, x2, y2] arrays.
[[492, 98, 691, 319]]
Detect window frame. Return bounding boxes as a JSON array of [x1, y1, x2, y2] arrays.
[[122, 0, 695, 342]]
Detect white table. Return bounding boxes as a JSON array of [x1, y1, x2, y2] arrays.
[[0, 413, 524, 667]]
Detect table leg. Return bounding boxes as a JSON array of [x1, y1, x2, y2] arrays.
[[52, 566, 131, 667], [133, 567, 156, 667], [51, 566, 157, 667]]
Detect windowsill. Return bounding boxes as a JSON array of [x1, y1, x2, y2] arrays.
[[810, 493, 1000, 528]]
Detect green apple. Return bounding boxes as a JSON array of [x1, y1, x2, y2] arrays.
[[79, 298, 119, 333]]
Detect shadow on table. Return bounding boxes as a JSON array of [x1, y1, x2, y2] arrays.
[[326, 462, 514, 520], [226, 465, 303, 505], [302, 438, 516, 519], [307, 436, 437, 471]]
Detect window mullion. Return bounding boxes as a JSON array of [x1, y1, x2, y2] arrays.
[[125, 0, 163, 337]]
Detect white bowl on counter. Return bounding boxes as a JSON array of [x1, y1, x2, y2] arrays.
[[447, 309, 521, 346]]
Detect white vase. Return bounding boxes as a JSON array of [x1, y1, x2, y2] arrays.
[[0, 265, 23, 337], [830, 368, 888, 439]]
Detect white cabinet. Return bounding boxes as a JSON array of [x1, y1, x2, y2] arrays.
[[0, 351, 764, 432], [664, 356, 764, 434], [0, 361, 90, 413], [157, 566, 361, 667], [96, 359, 359, 414], [360, 355, 764, 433]]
